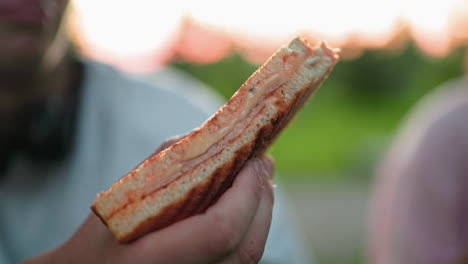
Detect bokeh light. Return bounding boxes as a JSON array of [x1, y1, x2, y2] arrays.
[[69, 0, 468, 71]]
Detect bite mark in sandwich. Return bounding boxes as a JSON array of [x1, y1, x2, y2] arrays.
[[91, 37, 339, 243]]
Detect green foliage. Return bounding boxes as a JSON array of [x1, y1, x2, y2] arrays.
[[171, 43, 465, 180]]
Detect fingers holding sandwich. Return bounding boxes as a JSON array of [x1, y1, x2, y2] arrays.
[[233, 156, 275, 263], [127, 155, 275, 264], [22, 156, 275, 264], [205, 156, 275, 263], [217, 156, 275, 264]]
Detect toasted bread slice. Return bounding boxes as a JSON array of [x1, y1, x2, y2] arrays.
[[91, 37, 339, 243]]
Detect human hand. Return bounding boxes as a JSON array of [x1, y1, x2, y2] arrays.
[[21, 155, 275, 264]]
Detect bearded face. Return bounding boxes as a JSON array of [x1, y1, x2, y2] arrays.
[[0, 0, 69, 89]]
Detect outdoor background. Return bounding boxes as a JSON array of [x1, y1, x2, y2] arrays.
[[171, 43, 465, 264], [69, 0, 468, 263]]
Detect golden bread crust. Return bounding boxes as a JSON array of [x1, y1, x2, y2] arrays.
[[91, 37, 339, 243]]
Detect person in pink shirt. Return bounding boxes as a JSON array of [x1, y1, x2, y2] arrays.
[[369, 76, 468, 263]]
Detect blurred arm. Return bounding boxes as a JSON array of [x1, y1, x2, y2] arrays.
[[369, 83, 468, 264]]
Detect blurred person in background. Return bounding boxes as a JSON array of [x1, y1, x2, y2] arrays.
[[0, 0, 312, 263], [369, 62, 468, 263]]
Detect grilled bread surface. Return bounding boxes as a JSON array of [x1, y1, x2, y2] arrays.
[[91, 37, 339, 243]]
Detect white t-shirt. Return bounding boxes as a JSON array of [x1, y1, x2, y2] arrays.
[[0, 60, 312, 264]]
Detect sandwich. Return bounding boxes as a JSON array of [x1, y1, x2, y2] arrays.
[[91, 37, 339, 243]]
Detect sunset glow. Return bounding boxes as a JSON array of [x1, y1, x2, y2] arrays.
[[69, 0, 468, 71]]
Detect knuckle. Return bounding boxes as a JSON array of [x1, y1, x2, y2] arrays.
[[252, 180, 263, 202], [237, 244, 264, 264], [206, 215, 241, 255], [248, 167, 263, 200]]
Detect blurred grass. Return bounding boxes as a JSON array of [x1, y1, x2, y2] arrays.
[[171, 42, 465, 180]]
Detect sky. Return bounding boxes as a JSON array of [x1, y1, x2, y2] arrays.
[[68, 0, 468, 71]]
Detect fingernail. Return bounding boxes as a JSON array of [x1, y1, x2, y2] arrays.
[[251, 158, 262, 174], [251, 159, 265, 185], [260, 156, 274, 179]]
